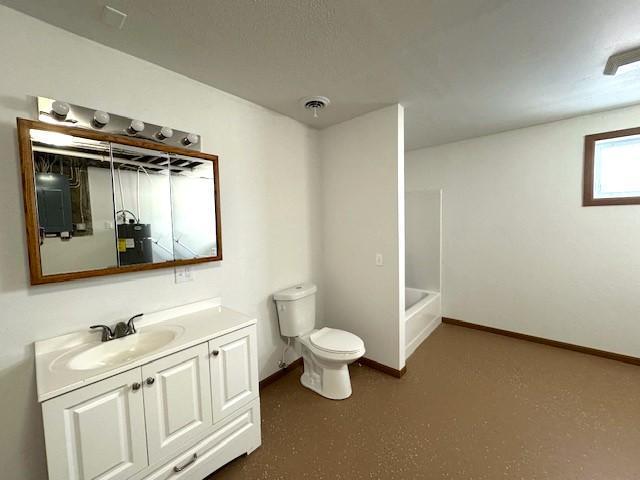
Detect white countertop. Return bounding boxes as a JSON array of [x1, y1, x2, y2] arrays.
[[34, 298, 256, 402]]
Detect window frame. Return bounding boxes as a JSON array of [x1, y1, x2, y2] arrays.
[[583, 126, 640, 206]]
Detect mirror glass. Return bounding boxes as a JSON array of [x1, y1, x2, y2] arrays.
[[169, 154, 218, 259], [31, 129, 118, 275], [21, 120, 221, 284], [111, 143, 174, 265]]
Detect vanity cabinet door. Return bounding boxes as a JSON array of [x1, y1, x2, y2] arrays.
[[41, 368, 148, 480], [209, 325, 259, 422], [141, 343, 213, 465]]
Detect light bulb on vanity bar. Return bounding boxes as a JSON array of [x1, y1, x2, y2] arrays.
[[51, 100, 70, 120], [93, 110, 110, 128], [156, 126, 174, 140], [182, 133, 199, 146], [127, 119, 145, 134]]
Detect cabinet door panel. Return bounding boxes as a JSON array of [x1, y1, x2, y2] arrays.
[[209, 325, 258, 421], [142, 343, 212, 464], [42, 368, 147, 480]]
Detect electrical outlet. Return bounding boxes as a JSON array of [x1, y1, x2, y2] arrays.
[[174, 266, 193, 283], [376, 253, 384, 266]]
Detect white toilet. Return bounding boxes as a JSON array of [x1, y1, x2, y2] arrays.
[[274, 283, 365, 400]]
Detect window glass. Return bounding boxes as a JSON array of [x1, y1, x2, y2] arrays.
[[593, 135, 640, 199]]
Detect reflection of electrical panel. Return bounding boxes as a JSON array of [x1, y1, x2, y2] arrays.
[[35, 173, 72, 235]]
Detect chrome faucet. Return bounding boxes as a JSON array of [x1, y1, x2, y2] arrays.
[[90, 313, 143, 342]]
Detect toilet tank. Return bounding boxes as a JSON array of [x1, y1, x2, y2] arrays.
[[273, 283, 317, 337]]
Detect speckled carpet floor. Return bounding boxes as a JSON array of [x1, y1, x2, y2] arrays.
[[209, 323, 640, 479]]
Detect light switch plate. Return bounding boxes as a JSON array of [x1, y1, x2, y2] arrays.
[[174, 266, 193, 283], [376, 253, 384, 266]]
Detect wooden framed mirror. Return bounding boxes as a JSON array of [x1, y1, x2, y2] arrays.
[[17, 118, 222, 285]]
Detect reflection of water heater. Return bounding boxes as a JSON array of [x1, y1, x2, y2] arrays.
[[117, 222, 152, 265]]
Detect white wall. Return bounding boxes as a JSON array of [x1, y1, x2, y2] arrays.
[[0, 7, 321, 480], [320, 105, 405, 370], [405, 189, 441, 291], [406, 103, 640, 358]]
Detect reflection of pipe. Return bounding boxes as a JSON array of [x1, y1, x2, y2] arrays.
[[116, 167, 126, 217], [152, 235, 203, 259], [116, 209, 138, 224], [174, 236, 200, 258], [136, 166, 151, 222], [136, 166, 140, 221], [151, 237, 173, 259]]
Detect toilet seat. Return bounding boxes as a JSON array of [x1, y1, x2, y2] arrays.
[[310, 328, 364, 355]]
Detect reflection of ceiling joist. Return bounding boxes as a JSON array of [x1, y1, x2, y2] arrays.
[[33, 144, 198, 173], [111, 147, 204, 170]]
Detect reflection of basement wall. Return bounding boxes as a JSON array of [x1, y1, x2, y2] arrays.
[[114, 167, 173, 263], [40, 167, 117, 275], [40, 167, 220, 275], [114, 169, 217, 261], [170, 174, 217, 258]]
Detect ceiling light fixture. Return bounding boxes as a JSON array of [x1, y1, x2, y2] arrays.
[[302, 96, 330, 119], [604, 46, 640, 75]]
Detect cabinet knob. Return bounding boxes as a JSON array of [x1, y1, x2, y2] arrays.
[[211, 349, 220, 357], [146, 377, 155, 386], [131, 382, 141, 391]]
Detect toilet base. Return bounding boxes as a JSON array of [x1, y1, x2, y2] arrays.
[[300, 355, 353, 400]]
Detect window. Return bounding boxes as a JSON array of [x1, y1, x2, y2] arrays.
[[583, 127, 640, 206]]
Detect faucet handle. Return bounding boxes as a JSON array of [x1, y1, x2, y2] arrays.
[[127, 313, 143, 334], [90, 325, 114, 342]]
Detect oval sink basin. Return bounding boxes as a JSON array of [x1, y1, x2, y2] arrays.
[[56, 326, 184, 371]]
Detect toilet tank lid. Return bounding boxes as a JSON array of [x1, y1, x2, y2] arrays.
[[273, 283, 317, 301]]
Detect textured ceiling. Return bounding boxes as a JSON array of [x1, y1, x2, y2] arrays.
[[3, 0, 640, 150]]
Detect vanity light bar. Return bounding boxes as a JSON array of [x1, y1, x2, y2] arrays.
[[36, 96, 202, 151]]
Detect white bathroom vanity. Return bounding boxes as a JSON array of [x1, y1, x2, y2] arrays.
[[34, 299, 260, 480]]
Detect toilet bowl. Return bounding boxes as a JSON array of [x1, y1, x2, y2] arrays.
[[298, 327, 365, 399], [273, 284, 365, 400]]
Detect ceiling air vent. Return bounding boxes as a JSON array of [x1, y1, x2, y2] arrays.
[[302, 96, 330, 119]]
